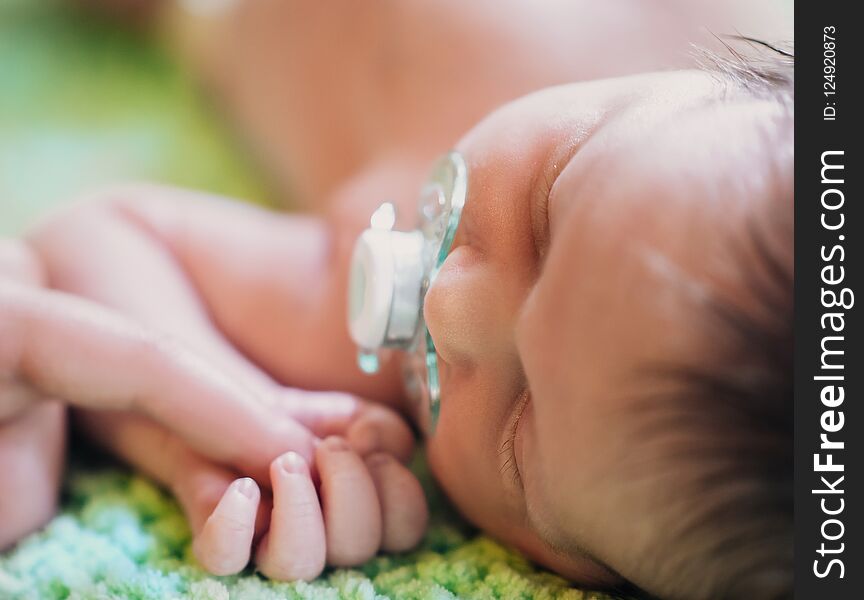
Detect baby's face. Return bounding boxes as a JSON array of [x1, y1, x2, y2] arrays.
[[418, 71, 790, 595]]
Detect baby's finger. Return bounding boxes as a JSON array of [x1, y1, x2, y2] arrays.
[[365, 453, 428, 552], [255, 452, 326, 581], [317, 436, 382, 566], [76, 411, 270, 542], [193, 478, 260, 575], [76, 409, 227, 520], [168, 447, 271, 573]]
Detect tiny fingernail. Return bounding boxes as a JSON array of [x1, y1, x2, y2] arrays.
[[233, 477, 258, 499], [279, 451, 308, 474], [323, 436, 349, 452]]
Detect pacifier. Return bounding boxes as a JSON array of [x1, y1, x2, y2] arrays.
[[347, 151, 468, 433]]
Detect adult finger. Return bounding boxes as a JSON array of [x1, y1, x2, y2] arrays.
[[276, 390, 415, 464], [0, 238, 43, 286], [0, 401, 66, 550], [0, 240, 45, 421], [0, 282, 316, 476], [345, 403, 415, 464]]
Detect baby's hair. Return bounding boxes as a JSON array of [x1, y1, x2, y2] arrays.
[[693, 34, 793, 103], [622, 40, 794, 600]]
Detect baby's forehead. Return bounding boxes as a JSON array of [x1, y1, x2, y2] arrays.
[[529, 88, 791, 366], [546, 88, 791, 246]]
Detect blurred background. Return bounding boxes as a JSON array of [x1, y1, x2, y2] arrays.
[[1, 0, 792, 237], [0, 0, 275, 236]]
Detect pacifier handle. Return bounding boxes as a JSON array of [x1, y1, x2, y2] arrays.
[[348, 205, 426, 362]]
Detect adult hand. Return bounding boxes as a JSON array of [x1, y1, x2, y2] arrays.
[[0, 238, 427, 572]]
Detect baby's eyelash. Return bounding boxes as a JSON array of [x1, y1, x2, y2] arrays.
[[498, 436, 523, 487], [498, 390, 530, 490]]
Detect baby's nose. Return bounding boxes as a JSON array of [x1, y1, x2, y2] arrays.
[[423, 245, 514, 368]]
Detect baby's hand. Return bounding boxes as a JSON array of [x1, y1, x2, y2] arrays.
[[203, 400, 429, 579], [78, 396, 428, 579], [244, 438, 426, 579]]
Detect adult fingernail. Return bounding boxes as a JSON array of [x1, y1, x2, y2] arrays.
[[348, 422, 380, 456], [233, 477, 258, 499], [279, 451, 308, 475]]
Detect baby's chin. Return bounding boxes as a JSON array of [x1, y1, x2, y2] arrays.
[[423, 428, 621, 588], [462, 489, 625, 589], [513, 535, 623, 589]]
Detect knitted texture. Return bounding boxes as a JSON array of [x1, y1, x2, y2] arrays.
[[0, 467, 613, 600]]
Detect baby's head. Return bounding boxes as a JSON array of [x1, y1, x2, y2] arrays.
[[416, 58, 792, 600]]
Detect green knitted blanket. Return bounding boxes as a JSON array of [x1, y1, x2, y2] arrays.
[[0, 461, 612, 600]]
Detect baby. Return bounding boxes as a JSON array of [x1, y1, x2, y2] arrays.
[[18, 65, 792, 600], [8, 3, 793, 599]]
